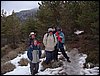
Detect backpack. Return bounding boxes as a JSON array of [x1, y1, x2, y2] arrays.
[[46, 33, 55, 44]]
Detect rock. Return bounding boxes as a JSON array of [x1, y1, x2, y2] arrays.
[[58, 55, 65, 61], [1, 62, 16, 74], [51, 60, 63, 68], [41, 61, 52, 69], [18, 58, 29, 66]]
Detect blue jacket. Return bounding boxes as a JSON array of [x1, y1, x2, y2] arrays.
[[56, 31, 65, 49], [27, 44, 41, 61], [58, 31, 65, 43]]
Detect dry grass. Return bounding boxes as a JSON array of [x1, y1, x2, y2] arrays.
[[1, 62, 16, 74], [41, 61, 52, 68], [18, 58, 29, 66], [1, 51, 18, 66], [1, 43, 27, 74], [66, 34, 99, 64], [1, 43, 26, 66], [1, 45, 12, 57]]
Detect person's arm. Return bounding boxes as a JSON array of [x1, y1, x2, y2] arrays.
[[37, 41, 41, 58], [43, 33, 47, 46], [38, 46, 41, 58], [54, 34, 58, 46], [27, 38, 33, 47], [27, 38, 30, 47], [60, 32, 65, 43], [27, 46, 33, 61]]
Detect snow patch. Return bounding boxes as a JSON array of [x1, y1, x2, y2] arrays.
[[74, 30, 84, 35], [4, 50, 99, 75]]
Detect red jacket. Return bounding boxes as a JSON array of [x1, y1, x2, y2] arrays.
[[55, 32, 62, 43]]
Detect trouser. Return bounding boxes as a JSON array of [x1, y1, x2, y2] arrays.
[[53, 45, 58, 61], [45, 51, 54, 64], [30, 62, 39, 75], [60, 47, 69, 59], [54, 46, 69, 60], [57, 42, 69, 59]]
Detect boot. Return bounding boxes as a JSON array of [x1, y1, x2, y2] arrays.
[[67, 57, 71, 63]]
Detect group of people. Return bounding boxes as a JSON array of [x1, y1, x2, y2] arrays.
[[27, 26, 71, 75]]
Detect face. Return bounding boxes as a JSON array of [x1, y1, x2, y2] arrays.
[[31, 34, 35, 39], [49, 31, 53, 35], [34, 40, 37, 46], [58, 31, 60, 33]]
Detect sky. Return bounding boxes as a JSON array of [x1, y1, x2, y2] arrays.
[[1, 1, 41, 16]]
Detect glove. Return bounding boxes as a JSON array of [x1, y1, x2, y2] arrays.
[[58, 35, 62, 43], [55, 32, 59, 37]]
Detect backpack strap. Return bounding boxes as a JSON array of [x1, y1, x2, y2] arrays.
[[46, 33, 49, 45], [46, 33, 55, 44], [53, 34, 55, 42]]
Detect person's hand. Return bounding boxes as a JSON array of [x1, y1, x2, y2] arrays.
[[55, 32, 59, 37], [30, 45, 33, 48], [58, 36, 62, 43]]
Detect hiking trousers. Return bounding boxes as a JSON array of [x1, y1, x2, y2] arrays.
[[57, 43, 69, 59], [30, 62, 39, 75], [45, 51, 54, 64], [53, 45, 58, 61]]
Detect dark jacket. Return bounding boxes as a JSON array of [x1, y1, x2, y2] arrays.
[[28, 38, 34, 47], [27, 44, 41, 62]]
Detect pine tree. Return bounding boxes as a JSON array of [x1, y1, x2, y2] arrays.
[[1, 9, 8, 47], [21, 15, 37, 40], [3, 10, 21, 49], [75, 1, 99, 64], [76, 1, 99, 34]]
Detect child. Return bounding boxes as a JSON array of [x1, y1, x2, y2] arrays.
[[27, 32, 41, 75]]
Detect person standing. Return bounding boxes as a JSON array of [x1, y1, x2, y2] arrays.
[[27, 32, 41, 75], [52, 27, 58, 61], [43, 28, 57, 64], [55, 27, 71, 62]]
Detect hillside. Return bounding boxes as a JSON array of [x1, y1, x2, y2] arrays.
[[3, 49, 99, 75], [15, 8, 38, 22], [1, 2, 99, 75]]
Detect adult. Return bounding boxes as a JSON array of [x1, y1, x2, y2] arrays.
[[55, 27, 71, 62], [43, 28, 57, 64]]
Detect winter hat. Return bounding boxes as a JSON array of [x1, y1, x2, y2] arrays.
[[48, 28, 53, 32], [30, 32, 35, 35], [57, 27, 61, 31], [29, 32, 35, 37]]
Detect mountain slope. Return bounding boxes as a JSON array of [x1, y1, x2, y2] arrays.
[[15, 8, 38, 21], [4, 49, 99, 75]]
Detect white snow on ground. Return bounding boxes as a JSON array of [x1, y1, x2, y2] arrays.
[[4, 50, 99, 75], [9, 51, 28, 67], [4, 64, 31, 75], [74, 30, 84, 35]]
